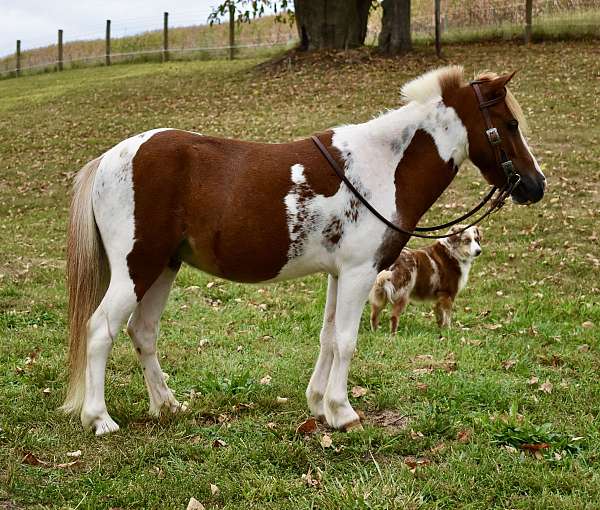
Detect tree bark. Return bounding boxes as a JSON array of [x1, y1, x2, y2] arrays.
[[378, 0, 412, 54], [294, 0, 371, 50]]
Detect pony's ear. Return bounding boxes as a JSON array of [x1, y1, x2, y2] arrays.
[[489, 71, 517, 91]]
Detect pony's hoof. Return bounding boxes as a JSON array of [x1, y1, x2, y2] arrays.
[[343, 419, 363, 432], [93, 415, 120, 436]]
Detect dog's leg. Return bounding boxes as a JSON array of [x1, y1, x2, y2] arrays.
[[370, 302, 382, 331], [390, 294, 408, 334], [435, 293, 454, 328]]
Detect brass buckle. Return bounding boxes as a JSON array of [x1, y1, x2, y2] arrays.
[[486, 128, 501, 145]]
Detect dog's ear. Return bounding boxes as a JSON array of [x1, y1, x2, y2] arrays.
[[475, 226, 482, 242], [447, 225, 464, 243]]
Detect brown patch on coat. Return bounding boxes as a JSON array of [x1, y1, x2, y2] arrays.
[[322, 216, 343, 249], [375, 129, 458, 271], [127, 130, 344, 300]]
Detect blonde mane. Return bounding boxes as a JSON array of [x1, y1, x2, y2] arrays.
[[400, 66, 528, 132]]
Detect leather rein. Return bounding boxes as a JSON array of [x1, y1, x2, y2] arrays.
[[311, 81, 522, 239]]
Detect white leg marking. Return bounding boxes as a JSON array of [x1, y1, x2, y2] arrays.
[[127, 268, 183, 417], [323, 265, 376, 430], [306, 275, 337, 419], [81, 277, 137, 436]]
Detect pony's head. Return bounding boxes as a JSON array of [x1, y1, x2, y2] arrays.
[[403, 66, 546, 205]]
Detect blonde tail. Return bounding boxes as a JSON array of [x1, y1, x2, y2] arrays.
[[60, 157, 109, 415]]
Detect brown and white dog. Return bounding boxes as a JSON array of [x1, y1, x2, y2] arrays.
[[369, 225, 482, 332]]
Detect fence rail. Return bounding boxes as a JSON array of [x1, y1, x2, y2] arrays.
[[1, 1, 598, 79]]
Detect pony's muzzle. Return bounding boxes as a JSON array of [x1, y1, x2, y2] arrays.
[[511, 173, 546, 204]]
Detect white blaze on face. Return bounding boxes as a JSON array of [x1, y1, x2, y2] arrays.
[[518, 127, 546, 182]]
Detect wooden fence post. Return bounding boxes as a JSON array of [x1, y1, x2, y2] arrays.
[[434, 0, 442, 58], [524, 0, 533, 44], [58, 29, 64, 71], [229, 3, 235, 60], [16, 40, 21, 77], [163, 12, 169, 62], [106, 19, 111, 65]]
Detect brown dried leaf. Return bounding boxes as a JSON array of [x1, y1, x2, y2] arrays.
[[520, 443, 549, 452], [528, 376, 539, 385], [210, 483, 219, 496], [351, 386, 368, 398], [456, 429, 471, 443], [259, 375, 272, 385], [212, 439, 227, 448], [296, 417, 318, 435], [578, 344, 591, 352], [501, 359, 517, 370], [186, 497, 205, 510], [403, 456, 431, 472], [539, 380, 553, 394], [320, 434, 333, 448]]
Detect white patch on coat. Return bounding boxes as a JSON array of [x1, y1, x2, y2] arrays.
[[274, 90, 469, 282], [93, 128, 173, 274]]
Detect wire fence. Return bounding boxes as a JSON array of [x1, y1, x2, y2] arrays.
[[1, 1, 598, 79]]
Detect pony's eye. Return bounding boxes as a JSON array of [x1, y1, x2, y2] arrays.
[[507, 119, 519, 131]]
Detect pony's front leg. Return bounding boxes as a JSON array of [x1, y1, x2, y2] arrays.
[[306, 275, 337, 421], [323, 265, 376, 430]]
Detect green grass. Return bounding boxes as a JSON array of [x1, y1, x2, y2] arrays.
[[1, 41, 599, 509]]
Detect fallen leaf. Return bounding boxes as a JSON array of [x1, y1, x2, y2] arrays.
[[296, 417, 318, 435], [501, 359, 517, 370], [206, 281, 216, 288], [320, 434, 333, 448], [21, 452, 48, 466], [266, 422, 277, 430], [276, 396, 288, 404], [66, 450, 82, 458], [42, 387, 51, 395], [455, 429, 470, 443], [186, 497, 205, 510], [260, 375, 272, 385], [210, 483, 219, 495], [55, 460, 80, 469], [520, 443, 549, 452], [351, 386, 368, 398], [212, 439, 227, 448], [412, 367, 434, 376], [415, 383, 428, 391], [430, 442, 446, 454], [403, 456, 431, 472], [578, 344, 591, 352], [582, 321, 594, 329], [539, 380, 553, 394], [410, 429, 424, 440], [528, 376, 539, 385], [301, 468, 322, 488]]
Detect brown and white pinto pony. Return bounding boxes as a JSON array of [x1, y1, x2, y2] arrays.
[[62, 66, 545, 435]]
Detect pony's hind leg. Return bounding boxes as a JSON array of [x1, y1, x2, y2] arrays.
[[127, 267, 183, 416], [81, 276, 137, 435]]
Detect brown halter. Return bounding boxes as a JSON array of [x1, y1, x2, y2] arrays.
[[311, 82, 522, 240]]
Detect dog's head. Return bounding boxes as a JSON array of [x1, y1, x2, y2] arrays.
[[445, 225, 482, 261]]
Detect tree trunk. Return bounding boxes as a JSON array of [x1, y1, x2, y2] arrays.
[[294, 0, 371, 50], [378, 0, 412, 54]]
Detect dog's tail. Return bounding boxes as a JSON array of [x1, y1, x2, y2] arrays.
[[371, 270, 397, 304]]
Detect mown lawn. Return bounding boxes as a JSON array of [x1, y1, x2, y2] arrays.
[[0, 41, 599, 509]]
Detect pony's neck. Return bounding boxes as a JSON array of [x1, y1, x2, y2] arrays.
[[364, 99, 469, 229]]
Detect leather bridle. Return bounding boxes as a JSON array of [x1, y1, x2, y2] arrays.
[[311, 81, 522, 239]]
